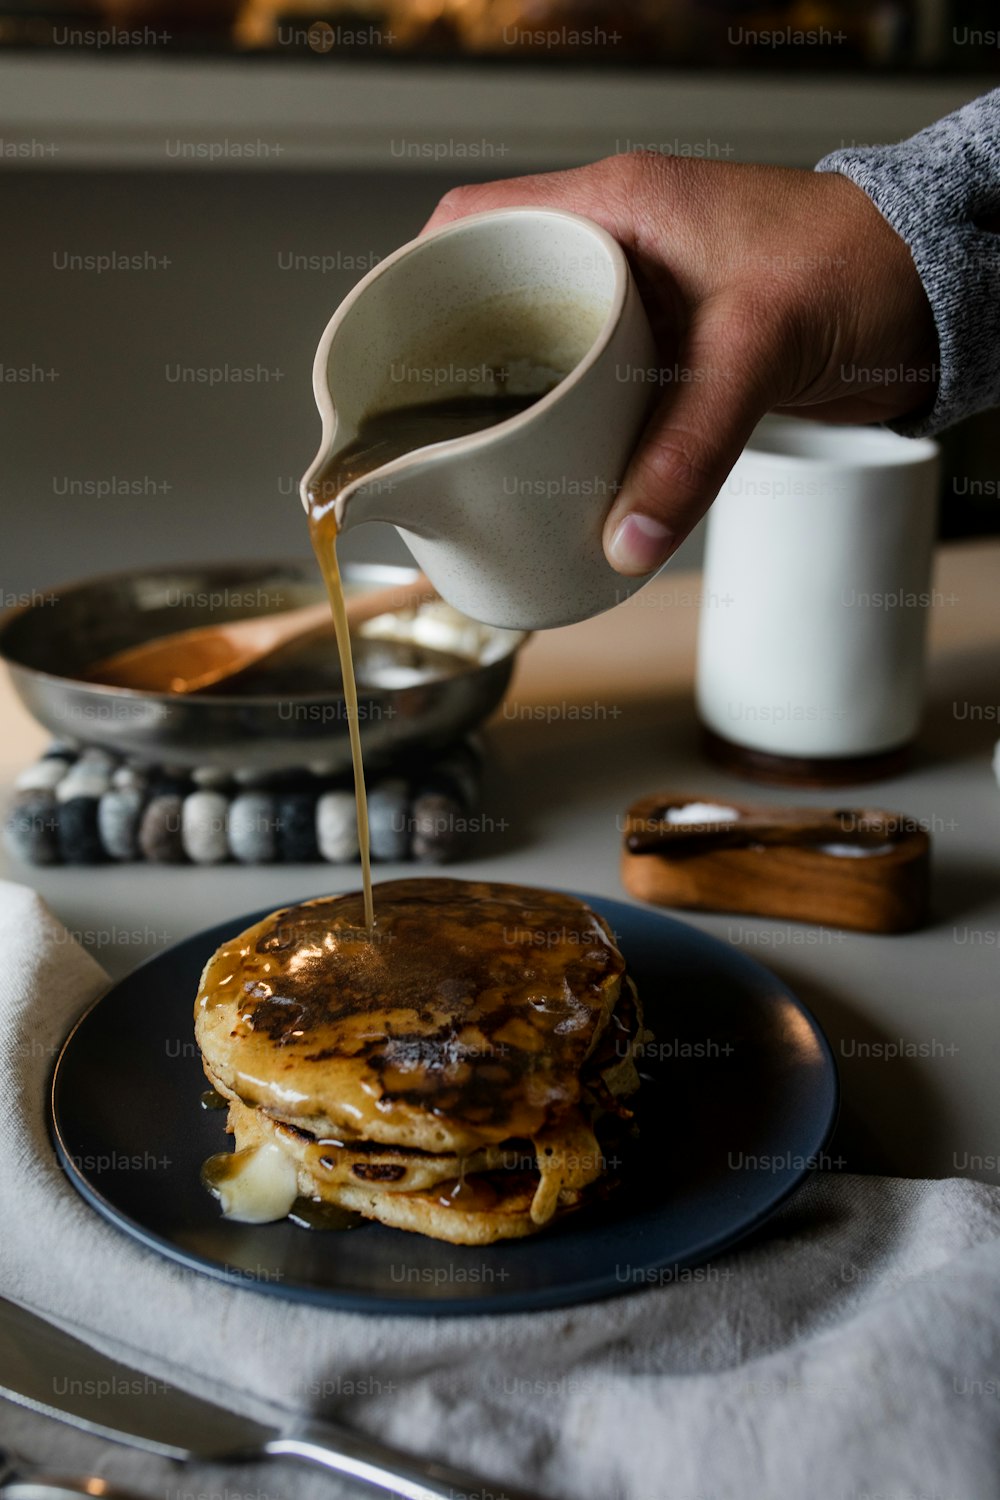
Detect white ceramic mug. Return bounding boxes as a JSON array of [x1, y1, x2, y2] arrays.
[[696, 416, 941, 762], [300, 207, 658, 629]]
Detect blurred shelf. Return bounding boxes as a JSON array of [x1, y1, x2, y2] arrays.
[[0, 53, 993, 170]]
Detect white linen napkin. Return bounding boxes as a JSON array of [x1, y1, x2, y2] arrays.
[[2, 876, 1000, 1500]]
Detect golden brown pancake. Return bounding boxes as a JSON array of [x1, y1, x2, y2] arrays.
[[221, 1093, 630, 1245], [194, 878, 646, 1243]]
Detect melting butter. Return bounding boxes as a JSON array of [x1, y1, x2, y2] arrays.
[[201, 1143, 298, 1224]]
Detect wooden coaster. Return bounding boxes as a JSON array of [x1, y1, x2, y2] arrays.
[[621, 792, 930, 933], [700, 726, 913, 787]]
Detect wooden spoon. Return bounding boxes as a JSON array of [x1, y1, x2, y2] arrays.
[[85, 575, 438, 694]]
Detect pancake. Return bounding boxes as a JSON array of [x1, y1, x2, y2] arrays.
[[194, 878, 647, 1244], [220, 1094, 634, 1245]]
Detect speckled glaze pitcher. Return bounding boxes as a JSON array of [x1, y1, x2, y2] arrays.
[[300, 207, 658, 630]]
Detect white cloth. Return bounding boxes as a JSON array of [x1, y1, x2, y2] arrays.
[[2, 876, 1000, 1499]]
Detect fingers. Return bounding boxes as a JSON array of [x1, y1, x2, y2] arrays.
[[418, 156, 643, 241], [420, 169, 582, 237], [602, 300, 778, 575], [416, 160, 786, 578]]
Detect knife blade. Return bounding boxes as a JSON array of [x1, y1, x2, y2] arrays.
[[0, 1297, 546, 1500]]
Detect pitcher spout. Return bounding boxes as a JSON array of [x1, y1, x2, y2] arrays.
[[339, 471, 408, 535], [299, 449, 410, 535]]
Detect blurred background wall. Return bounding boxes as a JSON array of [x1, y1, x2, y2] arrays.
[[1, 2, 997, 598], [2, 168, 446, 593]]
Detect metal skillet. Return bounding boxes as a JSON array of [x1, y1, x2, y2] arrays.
[[0, 561, 526, 772]]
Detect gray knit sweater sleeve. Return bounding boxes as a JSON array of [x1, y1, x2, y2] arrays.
[[815, 88, 1000, 437]]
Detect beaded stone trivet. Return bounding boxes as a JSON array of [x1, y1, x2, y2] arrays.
[[4, 738, 483, 867]]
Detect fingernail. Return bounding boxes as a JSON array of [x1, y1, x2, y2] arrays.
[[607, 514, 675, 575]]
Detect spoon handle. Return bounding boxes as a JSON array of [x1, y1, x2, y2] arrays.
[[183, 574, 438, 652], [84, 575, 438, 692], [344, 574, 437, 628]]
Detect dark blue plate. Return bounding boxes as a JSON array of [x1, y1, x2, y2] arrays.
[[50, 892, 838, 1316]]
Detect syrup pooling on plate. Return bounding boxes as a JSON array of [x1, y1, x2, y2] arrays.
[[304, 392, 546, 941]]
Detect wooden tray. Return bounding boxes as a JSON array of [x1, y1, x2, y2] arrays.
[[620, 793, 930, 934]]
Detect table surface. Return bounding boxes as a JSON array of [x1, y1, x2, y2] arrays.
[[2, 541, 999, 1185], [1, 539, 998, 1480]]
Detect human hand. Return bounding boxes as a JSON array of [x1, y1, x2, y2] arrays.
[[422, 155, 938, 575]]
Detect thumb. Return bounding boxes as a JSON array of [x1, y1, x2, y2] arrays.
[[602, 308, 775, 576]]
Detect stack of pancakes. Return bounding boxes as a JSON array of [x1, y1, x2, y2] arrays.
[[194, 878, 647, 1245]]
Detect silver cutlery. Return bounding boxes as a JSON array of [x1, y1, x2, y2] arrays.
[[0, 1297, 544, 1500]]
